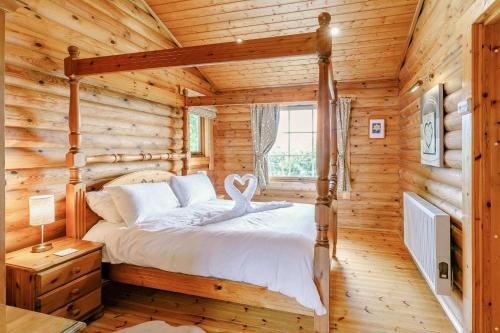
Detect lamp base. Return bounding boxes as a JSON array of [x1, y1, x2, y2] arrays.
[[31, 242, 53, 253]]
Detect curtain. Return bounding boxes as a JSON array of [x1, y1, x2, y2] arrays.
[[336, 97, 352, 192], [251, 104, 280, 189]]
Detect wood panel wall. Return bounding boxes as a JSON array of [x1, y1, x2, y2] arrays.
[[337, 80, 401, 231], [398, 0, 475, 298], [4, 0, 211, 253], [214, 79, 402, 231]]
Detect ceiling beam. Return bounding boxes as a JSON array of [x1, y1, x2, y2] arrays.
[[137, 0, 218, 93], [67, 33, 316, 77], [186, 85, 318, 106], [398, 0, 425, 73]]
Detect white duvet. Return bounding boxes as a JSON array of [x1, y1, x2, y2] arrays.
[[83, 199, 325, 314]]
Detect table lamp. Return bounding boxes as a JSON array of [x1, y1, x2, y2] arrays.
[[29, 194, 55, 253]]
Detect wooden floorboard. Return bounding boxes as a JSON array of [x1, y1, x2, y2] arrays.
[[84, 228, 455, 333]]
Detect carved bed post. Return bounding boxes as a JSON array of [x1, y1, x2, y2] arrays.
[[64, 46, 87, 239], [314, 12, 332, 333]]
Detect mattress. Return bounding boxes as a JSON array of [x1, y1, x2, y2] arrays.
[[83, 199, 324, 314]]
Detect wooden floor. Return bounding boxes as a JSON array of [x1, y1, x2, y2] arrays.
[[85, 229, 455, 333]]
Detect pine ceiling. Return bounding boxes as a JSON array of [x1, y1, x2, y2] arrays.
[[145, 0, 419, 91]]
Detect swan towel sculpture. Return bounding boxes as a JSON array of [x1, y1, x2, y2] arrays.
[[198, 174, 293, 226]]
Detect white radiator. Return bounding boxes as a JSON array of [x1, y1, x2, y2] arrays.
[[403, 192, 451, 296]]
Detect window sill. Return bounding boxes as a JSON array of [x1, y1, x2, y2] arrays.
[[270, 176, 316, 183], [268, 177, 316, 191]]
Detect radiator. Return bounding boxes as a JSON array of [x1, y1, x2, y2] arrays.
[[403, 192, 451, 296]]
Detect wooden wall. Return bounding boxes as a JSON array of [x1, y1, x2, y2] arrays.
[[337, 80, 401, 230], [214, 105, 253, 193], [4, 0, 211, 252], [214, 79, 402, 231], [398, 0, 478, 296]]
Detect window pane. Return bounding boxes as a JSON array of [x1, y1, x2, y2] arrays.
[[312, 134, 317, 153], [288, 155, 316, 177], [277, 110, 289, 134], [269, 155, 289, 177], [268, 105, 317, 178], [189, 114, 201, 153], [312, 108, 316, 131], [270, 131, 289, 155], [289, 133, 313, 155], [289, 109, 313, 132]]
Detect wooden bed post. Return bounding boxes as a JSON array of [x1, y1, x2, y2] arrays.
[[182, 88, 190, 176], [64, 46, 87, 239], [329, 79, 338, 258], [314, 12, 332, 333]]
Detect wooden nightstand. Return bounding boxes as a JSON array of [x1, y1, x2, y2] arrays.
[[6, 237, 104, 321]]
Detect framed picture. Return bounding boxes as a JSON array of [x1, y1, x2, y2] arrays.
[[369, 119, 385, 138], [420, 84, 444, 167]]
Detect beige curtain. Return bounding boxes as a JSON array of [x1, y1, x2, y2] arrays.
[[336, 97, 352, 192], [251, 104, 280, 188]]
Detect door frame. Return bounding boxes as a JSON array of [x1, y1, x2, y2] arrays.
[[471, 5, 500, 332]]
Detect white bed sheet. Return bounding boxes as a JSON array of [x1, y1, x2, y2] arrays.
[[83, 199, 325, 314]]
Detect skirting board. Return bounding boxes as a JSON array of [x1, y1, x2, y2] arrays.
[[436, 293, 464, 333]]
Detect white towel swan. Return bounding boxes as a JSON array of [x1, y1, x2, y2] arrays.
[[198, 174, 292, 225]]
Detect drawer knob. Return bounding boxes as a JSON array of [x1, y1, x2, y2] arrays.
[[72, 267, 81, 274], [71, 308, 81, 317], [70, 288, 80, 295]]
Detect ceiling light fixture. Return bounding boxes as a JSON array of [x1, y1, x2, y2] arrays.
[[236, 38, 243, 43], [330, 27, 340, 36], [409, 80, 423, 93]]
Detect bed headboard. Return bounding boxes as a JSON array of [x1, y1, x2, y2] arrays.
[[70, 166, 180, 239], [100, 170, 176, 188]]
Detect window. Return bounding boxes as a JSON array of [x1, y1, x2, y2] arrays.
[[269, 105, 317, 178], [189, 113, 203, 154]]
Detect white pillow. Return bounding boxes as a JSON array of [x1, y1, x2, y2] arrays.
[[170, 173, 216, 207], [105, 182, 180, 227], [86, 191, 124, 224]]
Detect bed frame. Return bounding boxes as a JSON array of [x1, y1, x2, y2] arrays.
[[64, 13, 337, 332]]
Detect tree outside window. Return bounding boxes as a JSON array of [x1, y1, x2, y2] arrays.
[[269, 105, 317, 177]]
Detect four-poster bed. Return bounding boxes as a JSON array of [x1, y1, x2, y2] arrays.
[[64, 12, 337, 332]]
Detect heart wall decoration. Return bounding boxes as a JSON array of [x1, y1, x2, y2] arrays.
[[420, 84, 444, 167]]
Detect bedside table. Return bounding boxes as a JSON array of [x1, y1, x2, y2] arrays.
[[6, 237, 104, 321]]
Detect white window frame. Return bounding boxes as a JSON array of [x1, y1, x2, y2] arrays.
[[269, 104, 318, 182]]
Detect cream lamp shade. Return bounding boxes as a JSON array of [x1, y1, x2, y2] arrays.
[[29, 195, 55, 226]]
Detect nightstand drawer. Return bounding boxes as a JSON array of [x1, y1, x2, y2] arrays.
[[37, 270, 101, 313], [36, 251, 101, 295], [50, 288, 101, 320]]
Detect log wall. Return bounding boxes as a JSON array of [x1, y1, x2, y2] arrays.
[[214, 79, 402, 230], [4, 0, 211, 252], [398, 0, 474, 294]]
